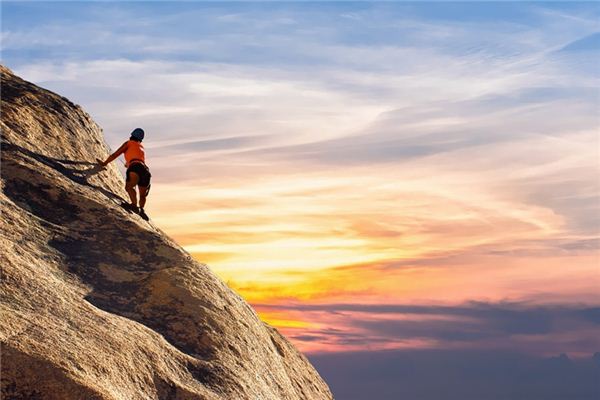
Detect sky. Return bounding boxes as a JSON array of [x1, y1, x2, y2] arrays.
[[2, 1, 600, 398]]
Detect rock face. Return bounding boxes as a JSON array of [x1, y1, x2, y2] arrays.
[[0, 65, 333, 400]]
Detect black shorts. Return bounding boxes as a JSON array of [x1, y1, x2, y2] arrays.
[[126, 162, 151, 187]]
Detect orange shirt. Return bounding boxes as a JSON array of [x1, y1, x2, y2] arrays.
[[124, 140, 145, 167]]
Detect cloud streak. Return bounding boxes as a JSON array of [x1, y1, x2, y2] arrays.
[[256, 301, 600, 355]]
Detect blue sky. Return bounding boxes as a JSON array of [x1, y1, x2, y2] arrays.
[[2, 2, 599, 398], [3, 1, 598, 180]]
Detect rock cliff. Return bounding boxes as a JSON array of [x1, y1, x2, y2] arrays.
[[0, 65, 333, 400]]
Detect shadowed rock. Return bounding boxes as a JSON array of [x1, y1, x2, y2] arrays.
[[0, 65, 333, 400]]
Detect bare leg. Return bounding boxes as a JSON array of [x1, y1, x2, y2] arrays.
[[126, 172, 139, 206], [139, 186, 149, 209]]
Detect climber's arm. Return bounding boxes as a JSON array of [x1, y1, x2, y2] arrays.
[[99, 142, 128, 167]]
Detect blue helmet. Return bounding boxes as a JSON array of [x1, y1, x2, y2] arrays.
[[131, 128, 145, 141]]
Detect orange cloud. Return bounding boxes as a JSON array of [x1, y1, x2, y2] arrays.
[[145, 137, 597, 354]]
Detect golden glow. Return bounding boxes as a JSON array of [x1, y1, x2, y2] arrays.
[[145, 133, 599, 353], [258, 310, 319, 329], [151, 164, 569, 282]]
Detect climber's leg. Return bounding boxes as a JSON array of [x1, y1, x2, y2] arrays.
[[125, 171, 139, 208]]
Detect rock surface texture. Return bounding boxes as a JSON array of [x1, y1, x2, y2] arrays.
[[0, 65, 333, 400]]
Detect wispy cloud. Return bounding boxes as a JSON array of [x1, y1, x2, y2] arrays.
[[257, 301, 600, 354]]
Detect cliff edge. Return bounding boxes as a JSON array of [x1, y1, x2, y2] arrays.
[[0, 65, 333, 400]]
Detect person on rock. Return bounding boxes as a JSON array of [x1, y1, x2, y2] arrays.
[[99, 128, 151, 221]]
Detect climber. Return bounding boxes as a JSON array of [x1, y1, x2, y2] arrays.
[[99, 128, 151, 221]]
